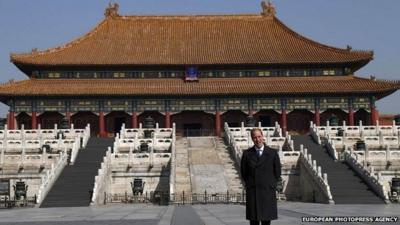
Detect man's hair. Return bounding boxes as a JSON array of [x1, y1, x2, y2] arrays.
[[250, 128, 263, 137]]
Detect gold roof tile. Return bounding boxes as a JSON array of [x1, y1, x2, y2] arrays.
[[0, 76, 397, 98], [11, 14, 372, 66]]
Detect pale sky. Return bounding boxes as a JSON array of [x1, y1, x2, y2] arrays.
[[0, 0, 399, 116]]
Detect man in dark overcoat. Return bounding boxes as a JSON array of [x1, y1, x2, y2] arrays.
[[241, 128, 281, 225]]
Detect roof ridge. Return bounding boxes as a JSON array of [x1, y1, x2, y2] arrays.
[[273, 17, 373, 58], [118, 14, 264, 19], [0, 79, 27, 91], [10, 19, 109, 60], [349, 76, 400, 89]]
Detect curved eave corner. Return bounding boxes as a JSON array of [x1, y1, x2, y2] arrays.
[[375, 79, 400, 99]]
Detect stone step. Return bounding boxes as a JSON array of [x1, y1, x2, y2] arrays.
[[40, 137, 113, 208], [292, 135, 385, 204], [214, 137, 244, 191]]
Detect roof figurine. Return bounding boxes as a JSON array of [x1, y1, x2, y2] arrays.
[[261, 0, 276, 17], [346, 45, 353, 51], [104, 1, 119, 18]]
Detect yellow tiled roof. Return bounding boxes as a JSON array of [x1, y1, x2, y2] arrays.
[[10, 14, 372, 66], [0, 76, 397, 97]]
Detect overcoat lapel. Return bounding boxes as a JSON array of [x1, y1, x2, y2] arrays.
[[248, 147, 259, 164], [257, 144, 271, 165]]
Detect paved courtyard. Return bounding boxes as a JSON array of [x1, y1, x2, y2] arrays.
[[0, 202, 399, 225]]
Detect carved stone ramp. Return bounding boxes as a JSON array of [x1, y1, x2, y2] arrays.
[[40, 137, 113, 208], [174, 137, 192, 195], [292, 135, 385, 204], [187, 137, 228, 194]]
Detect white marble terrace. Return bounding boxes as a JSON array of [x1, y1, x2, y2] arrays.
[[310, 120, 400, 202], [0, 123, 91, 205], [224, 121, 299, 166], [224, 122, 303, 201], [91, 123, 175, 205]]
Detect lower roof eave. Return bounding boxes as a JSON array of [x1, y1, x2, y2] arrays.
[[0, 90, 397, 99]]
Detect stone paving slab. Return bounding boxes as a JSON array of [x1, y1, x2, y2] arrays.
[[0, 203, 399, 225], [0, 221, 158, 225], [193, 203, 400, 225], [170, 206, 203, 225], [191, 164, 228, 193], [0, 205, 167, 223]]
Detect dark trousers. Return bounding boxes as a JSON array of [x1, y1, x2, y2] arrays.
[[250, 220, 271, 225]]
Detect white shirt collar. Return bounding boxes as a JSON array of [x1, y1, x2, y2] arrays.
[[255, 145, 264, 151]]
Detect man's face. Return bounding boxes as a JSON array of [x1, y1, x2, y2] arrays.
[[251, 130, 264, 149]]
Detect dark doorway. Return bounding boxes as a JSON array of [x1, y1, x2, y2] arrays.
[[171, 111, 214, 136], [138, 111, 164, 128], [183, 123, 202, 136], [114, 117, 126, 134], [71, 111, 98, 136], [253, 110, 280, 128], [16, 112, 32, 129], [320, 109, 347, 126], [354, 109, 370, 125], [221, 110, 248, 129], [259, 115, 271, 126], [39, 112, 64, 129], [287, 109, 313, 134]]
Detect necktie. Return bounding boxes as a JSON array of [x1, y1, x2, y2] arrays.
[[257, 150, 262, 157]]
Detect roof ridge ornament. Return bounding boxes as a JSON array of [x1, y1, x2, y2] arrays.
[[261, 0, 276, 17], [105, 1, 120, 18], [370, 75, 376, 81]]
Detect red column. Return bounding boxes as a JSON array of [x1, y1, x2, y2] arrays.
[[314, 108, 320, 126], [32, 112, 37, 129], [280, 109, 287, 135], [165, 112, 171, 128], [348, 107, 354, 126], [66, 111, 71, 125], [8, 112, 15, 129], [131, 112, 138, 128], [99, 112, 107, 137], [215, 111, 221, 137], [371, 106, 379, 125]]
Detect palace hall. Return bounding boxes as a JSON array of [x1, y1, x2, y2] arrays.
[[1, 2, 399, 137]]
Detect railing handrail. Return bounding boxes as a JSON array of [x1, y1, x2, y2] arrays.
[[344, 150, 390, 203], [299, 146, 334, 204]]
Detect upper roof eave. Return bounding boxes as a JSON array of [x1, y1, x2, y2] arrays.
[[10, 13, 373, 68]]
